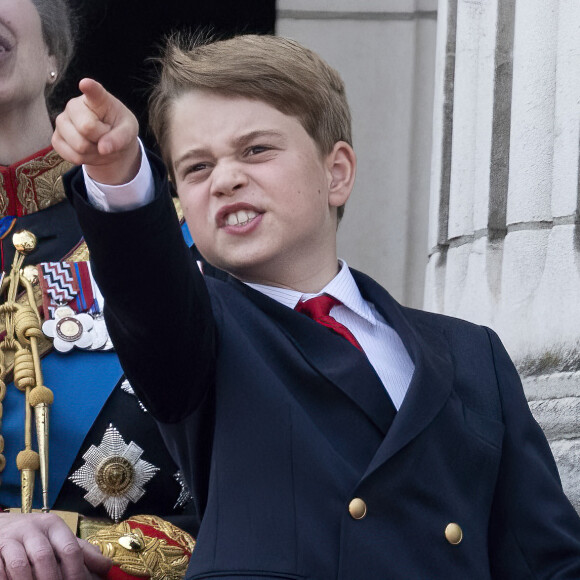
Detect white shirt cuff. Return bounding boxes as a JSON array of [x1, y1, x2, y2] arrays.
[[83, 139, 155, 212]]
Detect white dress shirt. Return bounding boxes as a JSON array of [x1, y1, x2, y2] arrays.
[[247, 263, 414, 409], [83, 149, 415, 409], [83, 140, 155, 212]]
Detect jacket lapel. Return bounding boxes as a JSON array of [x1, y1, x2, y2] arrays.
[[222, 268, 454, 471], [351, 270, 455, 477], [230, 277, 396, 436]]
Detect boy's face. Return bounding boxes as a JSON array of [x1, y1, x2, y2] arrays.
[[168, 90, 353, 290]]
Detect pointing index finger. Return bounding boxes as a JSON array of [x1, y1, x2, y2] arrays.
[[79, 78, 114, 121]]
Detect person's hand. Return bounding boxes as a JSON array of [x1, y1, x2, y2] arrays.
[[0, 512, 112, 579], [52, 78, 140, 186]]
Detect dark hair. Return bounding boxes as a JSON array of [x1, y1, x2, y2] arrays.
[[30, 0, 75, 105]]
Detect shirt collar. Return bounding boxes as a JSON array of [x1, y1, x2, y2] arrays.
[[245, 261, 378, 325]]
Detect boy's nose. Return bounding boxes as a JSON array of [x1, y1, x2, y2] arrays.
[[210, 163, 249, 197]]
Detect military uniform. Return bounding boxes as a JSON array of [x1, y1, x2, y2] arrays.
[[0, 147, 196, 578]]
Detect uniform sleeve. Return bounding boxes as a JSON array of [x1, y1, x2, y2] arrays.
[[485, 328, 580, 579], [63, 153, 217, 423]]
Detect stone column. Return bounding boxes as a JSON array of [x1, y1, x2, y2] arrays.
[[278, 0, 438, 308], [426, 0, 580, 508]]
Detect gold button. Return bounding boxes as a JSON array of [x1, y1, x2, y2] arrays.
[[445, 522, 463, 545], [12, 230, 37, 254], [348, 498, 367, 520], [118, 532, 145, 552]]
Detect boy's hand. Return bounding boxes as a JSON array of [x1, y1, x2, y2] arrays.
[[52, 78, 141, 186]]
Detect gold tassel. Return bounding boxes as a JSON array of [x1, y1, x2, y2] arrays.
[[0, 230, 51, 512]]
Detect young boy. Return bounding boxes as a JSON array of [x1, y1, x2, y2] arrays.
[[53, 34, 580, 579]]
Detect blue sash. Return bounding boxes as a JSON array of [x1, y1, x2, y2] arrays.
[[1, 351, 122, 508], [0, 220, 193, 509]]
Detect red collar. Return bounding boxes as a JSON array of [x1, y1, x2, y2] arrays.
[[0, 146, 74, 218]]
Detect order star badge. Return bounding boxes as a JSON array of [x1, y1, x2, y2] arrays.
[[69, 424, 159, 521]]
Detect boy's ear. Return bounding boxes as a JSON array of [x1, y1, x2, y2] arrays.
[[326, 141, 356, 208]]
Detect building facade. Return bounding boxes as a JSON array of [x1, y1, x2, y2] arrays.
[[279, 0, 580, 509], [426, 0, 580, 509]]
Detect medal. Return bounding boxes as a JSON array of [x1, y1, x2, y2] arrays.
[[87, 268, 114, 351], [42, 306, 94, 353], [37, 261, 85, 318], [69, 424, 159, 522], [38, 261, 114, 353], [88, 316, 109, 351]]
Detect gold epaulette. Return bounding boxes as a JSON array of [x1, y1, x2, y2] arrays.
[[87, 515, 195, 579]]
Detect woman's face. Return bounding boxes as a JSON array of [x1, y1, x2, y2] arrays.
[[0, 0, 55, 112]]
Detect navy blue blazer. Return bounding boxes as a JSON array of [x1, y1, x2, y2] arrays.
[[65, 157, 580, 580]]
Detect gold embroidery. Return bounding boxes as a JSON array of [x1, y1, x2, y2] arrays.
[[78, 516, 113, 540], [14, 150, 73, 214], [88, 515, 195, 579], [66, 241, 90, 262], [133, 515, 196, 554], [0, 171, 6, 216]]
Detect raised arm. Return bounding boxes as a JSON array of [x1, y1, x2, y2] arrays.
[[53, 81, 216, 423]]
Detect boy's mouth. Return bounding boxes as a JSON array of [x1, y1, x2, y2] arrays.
[[217, 204, 262, 228], [225, 209, 258, 227]]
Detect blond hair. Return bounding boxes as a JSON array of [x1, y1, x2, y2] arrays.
[[149, 33, 352, 220]]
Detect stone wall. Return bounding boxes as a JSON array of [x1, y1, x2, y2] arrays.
[[425, 0, 580, 508], [278, 0, 438, 308]]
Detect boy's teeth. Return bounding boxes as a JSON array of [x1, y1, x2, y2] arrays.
[[226, 210, 257, 226]]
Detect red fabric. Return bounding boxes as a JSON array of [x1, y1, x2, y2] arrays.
[[0, 145, 53, 217], [74, 261, 96, 313], [36, 260, 95, 319], [295, 294, 363, 352], [104, 519, 193, 580]]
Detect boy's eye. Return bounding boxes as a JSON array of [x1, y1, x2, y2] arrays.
[[179, 162, 211, 182], [183, 163, 208, 176], [246, 145, 270, 156]]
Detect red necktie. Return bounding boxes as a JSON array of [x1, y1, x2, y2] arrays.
[[295, 294, 363, 352]]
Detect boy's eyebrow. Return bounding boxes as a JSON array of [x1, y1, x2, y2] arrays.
[[173, 149, 209, 173], [173, 130, 287, 172], [233, 130, 288, 148]]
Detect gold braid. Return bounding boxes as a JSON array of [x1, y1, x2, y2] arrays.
[[0, 231, 53, 512]]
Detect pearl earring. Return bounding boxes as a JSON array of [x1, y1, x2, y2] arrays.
[[50, 71, 57, 80]]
